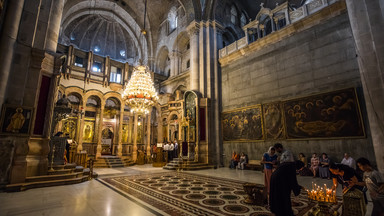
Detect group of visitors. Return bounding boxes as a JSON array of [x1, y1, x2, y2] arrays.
[[163, 141, 179, 161], [229, 151, 248, 169], [231, 143, 384, 216], [297, 152, 356, 179]]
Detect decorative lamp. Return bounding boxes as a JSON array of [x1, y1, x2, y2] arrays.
[[122, 62, 158, 114]]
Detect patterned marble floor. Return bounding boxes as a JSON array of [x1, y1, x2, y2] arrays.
[[0, 165, 373, 216]]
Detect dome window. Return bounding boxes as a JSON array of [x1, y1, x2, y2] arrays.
[[120, 50, 126, 57], [94, 46, 100, 52]]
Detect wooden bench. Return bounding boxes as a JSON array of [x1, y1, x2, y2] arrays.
[[245, 160, 263, 171]]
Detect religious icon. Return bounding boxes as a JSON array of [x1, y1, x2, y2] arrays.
[[6, 108, 25, 133], [0, 105, 33, 135]]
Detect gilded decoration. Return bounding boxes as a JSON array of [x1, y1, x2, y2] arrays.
[[83, 121, 94, 142], [122, 124, 129, 143], [263, 103, 285, 139], [0, 105, 33, 135], [62, 117, 77, 139], [184, 92, 197, 142], [283, 88, 365, 139], [222, 105, 263, 141]]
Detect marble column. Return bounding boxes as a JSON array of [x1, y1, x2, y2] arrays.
[[132, 113, 138, 161], [187, 22, 200, 92], [346, 0, 384, 172], [96, 104, 104, 158], [146, 113, 151, 158], [45, 0, 64, 52], [117, 106, 124, 157], [0, 0, 25, 107]]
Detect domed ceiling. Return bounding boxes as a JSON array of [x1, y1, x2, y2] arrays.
[[60, 14, 137, 62]]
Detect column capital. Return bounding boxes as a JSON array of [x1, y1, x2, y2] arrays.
[[186, 21, 200, 36]]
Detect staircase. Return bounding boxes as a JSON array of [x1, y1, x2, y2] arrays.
[[6, 163, 94, 192], [93, 156, 135, 168], [163, 158, 215, 171]]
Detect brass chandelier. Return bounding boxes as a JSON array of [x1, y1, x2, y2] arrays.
[[122, 0, 157, 114], [122, 63, 158, 114]]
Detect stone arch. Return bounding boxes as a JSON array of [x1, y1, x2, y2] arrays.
[[103, 92, 123, 107], [222, 27, 237, 46], [172, 31, 190, 51], [155, 46, 170, 76], [65, 86, 85, 106]]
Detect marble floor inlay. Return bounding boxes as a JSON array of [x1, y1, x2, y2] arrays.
[[0, 165, 372, 216], [98, 171, 339, 216]]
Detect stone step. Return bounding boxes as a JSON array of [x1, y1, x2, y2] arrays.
[[47, 168, 73, 175], [25, 172, 83, 183], [6, 176, 89, 192], [74, 166, 84, 172], [163, 165, 215, 171]]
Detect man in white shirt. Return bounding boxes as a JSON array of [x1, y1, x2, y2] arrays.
[[163, 143, 169, 162], [341, 153, 356, 169], [169, 142, 175, 161]]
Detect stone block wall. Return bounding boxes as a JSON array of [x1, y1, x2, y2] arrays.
[[220, 11, 375, 167]]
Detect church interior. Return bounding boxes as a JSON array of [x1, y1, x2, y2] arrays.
[[0, 0, 383, 215]]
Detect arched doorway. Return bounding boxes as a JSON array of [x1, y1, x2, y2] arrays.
[[102, 97, 121, 155]]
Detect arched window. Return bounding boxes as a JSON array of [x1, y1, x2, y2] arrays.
[[240, 13, 247, 27], [230, 5, 237, 25], [186, 60, 190, 69]]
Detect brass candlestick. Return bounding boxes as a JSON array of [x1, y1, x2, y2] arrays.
[[49, 145, 55, 171]]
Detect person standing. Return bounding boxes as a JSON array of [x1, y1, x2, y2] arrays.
[[356, 158, 384, 216], [169, 142, 174, 161], [341, 153, 356, 169], [270, 158, 303, 216], [262, 147, 277, 202], [174, 140, 178, 158], [163, 142, 169, 162]]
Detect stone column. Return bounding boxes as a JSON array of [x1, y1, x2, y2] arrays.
[[77, 107, 85, 152], [96, 103, 104, 158], [346, 0, 384, 172], [128, 113, 133, 144], [132, 113, 138, 161], [187, 22, 200, 91], [271, 16, 276, 32], [146, 112, 151, 158], [214, 22, 225, 166], [175, 52, 181, 76], [157, 108, 163, 144], [169, 52, 175, 77], [117, 106, 124, 157], [0, 0, 25, 107], [45, 0, 64, 52]]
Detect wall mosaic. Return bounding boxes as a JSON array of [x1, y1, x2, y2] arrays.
[[221, 88, 365, 141], [222, 105, 263, 141]]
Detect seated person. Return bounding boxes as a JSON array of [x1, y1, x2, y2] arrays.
[[310, 153, 320, 178], [230, 151, 240, 169], [297, 160, 313, 176], [298, 153, 307, 167], [319, 153, 331, 179], [237, 152, 248, 170]]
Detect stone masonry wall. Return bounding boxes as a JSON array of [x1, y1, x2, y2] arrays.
[[220, 11, 375, 167]]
